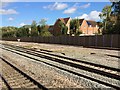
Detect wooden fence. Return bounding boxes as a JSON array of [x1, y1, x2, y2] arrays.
[[2, 35, 120, 49]]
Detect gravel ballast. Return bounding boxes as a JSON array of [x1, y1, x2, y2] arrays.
[[2, 48, 84, 88], [1, 47, 118, 89], [1, 41, 119, 69]]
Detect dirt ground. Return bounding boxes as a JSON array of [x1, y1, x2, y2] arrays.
[[1, 40, 120, 69]]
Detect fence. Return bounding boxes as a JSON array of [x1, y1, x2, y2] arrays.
[[2, 35, 120, 49]]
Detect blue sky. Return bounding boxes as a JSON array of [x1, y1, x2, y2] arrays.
[[0, 2, 111, 27]]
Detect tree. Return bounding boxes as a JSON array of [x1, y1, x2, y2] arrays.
[[111, 1, 120, 34], [38, 19, 52, 37], [1, 26, 18, 37], [31, 20, 38, 36], [70, 19, 80, 36], [99, 5, 112, 34], [59, 21, 67, 35], [39, 19, 47, 26], [16, 26, 29, 37], [112, 1, 120, 15], [97, 22, 103, 34], [40, 26, 52, 37], [99, 5, 111, 34]]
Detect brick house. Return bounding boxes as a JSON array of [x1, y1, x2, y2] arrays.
[[79, 19, 99, 35], [52, 17, 71, 36], [49, 17, 99, 36]]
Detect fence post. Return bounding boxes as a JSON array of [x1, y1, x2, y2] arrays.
[[111, 34, 113, 48], [84, 36, 85, 47], [88, 36, 89, 47], [95, 35, 97, 47], [103, 35, 104, 47]]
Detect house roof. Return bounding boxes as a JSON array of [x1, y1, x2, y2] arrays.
[[49, 25, 54, 30], [58, 17, 70, 24], [79, 19, 84, 25], [86, 20, 97, 27]]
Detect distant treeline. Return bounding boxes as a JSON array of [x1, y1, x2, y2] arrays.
[[0, 1, 120, 38]]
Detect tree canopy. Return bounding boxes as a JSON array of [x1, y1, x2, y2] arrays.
[[99, 1, 120, 34]]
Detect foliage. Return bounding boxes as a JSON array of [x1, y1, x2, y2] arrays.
[[111, 1, 120, 15], [39, 26, 52, 37], [38, 19, 52, 37], [16, 27, 29, 37], [75, 31, 82, 36], [39, 19, 47, 26], [1, 26, 18, 37], [99, 1, 120, 34], [59, 21, 68, 35], [70, 19, 81, 36], [99, 5, 112, 34], [111, 1, 120, 34], [97, 22, 103, 34], [31, 20, 38, 36]]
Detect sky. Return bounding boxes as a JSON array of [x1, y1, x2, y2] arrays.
[[0, 1, 111, 27]]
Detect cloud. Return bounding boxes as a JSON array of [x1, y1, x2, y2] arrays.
[[8, 17, 14, 21], [1, 0, 17, 2], [20, 22, 26, 26], [43, 2, 68, 10], [0, 2, 9, 8], [80, 3, 91, 9], [0, 9, 18, 15], [76, 10, 101, 21], [1, 0, 18, 8], [63, 7, 77, 14]]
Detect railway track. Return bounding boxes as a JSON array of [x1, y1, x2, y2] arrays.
[[1, 43, 120, 89], [0, 57, 48, 90]]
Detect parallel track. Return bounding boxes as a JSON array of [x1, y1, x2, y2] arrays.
[[1, 43, 120, 89], [0, 57, 48, 90]]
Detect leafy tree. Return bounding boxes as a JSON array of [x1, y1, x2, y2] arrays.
[[39, 19, 47, 26], [97, 22, 103, 34], [70, 19, 80, 36], [16, 26, 29, 37], [59, 21, 67, 35], [37, 25, 41, 35], [111, 1, 120, 34], [99, 1, 120, 34], [38, 19, 52, 37], [99, 5, 112, 34], [112, 1, 120, 14], [40, 26, 52, 37], [1, 26, 18, 37], [31, 20, 38, 36]]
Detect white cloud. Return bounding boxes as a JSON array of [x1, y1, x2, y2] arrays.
[[0, 2, 8, 8], [20, 23, 26, 26], [63, 7, 77, 14], [43, 2, 68, 10], [80, 3, 91, 8], [8, 17, 14, 21], [0, 9, 18, 15], [1, 0, 17, 2], [76, 10, 101, 21]]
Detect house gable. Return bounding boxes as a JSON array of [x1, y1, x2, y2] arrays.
[[79, 19, 99, 35], [53, 17, 71, 36], [80, 19, 89, 34]]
